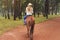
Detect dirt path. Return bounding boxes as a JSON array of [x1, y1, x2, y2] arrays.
[[0, 17, 60, 40]]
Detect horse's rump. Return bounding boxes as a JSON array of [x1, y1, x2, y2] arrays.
[[26, 15, 35, 26]]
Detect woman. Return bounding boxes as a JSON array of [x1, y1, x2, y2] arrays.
[[24, 3, 33, 25]]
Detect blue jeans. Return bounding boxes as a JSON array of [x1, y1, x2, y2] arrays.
[[24, 15, 27, 24], [24, 15, 32, 25]]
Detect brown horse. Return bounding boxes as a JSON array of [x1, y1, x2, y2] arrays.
[[25, 15, 35, 40]]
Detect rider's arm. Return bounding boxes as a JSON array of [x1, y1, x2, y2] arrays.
[[31, 7, 33, 14]]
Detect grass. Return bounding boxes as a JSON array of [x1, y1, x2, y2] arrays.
[[0, 16, 23, 35], [35, 14, 60, 23], [0, 14, 60, 35]]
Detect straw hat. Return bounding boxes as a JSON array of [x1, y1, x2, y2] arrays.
[[28, 3, 32, 6]]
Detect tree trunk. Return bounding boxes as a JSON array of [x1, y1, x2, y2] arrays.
[[14, 0, 21, 20], [11, 5, 14, 16], [45, 0, 49, 19], [7, 9, 10, 19], [2, 9, 5, 17], [51, 6, 54, 15], [33, 0, 36, 17], [37, 12, 40, 17], [55, 2, 58, 15], [7, 0, 10, 19]]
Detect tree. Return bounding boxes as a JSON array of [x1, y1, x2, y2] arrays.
[[14, 0, 21, 20], [45, 0, 49, 19], [54, 0, 60, 15], [2, 0, 7, 19], [7, 0, 10, 19]]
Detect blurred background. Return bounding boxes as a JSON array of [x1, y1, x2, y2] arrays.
[[0, 0, 60, 35], [0, 0, 60, 19]]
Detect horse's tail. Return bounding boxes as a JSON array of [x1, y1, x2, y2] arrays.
[[30, 17, 35, 26]]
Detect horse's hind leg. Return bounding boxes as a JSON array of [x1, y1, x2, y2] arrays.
[[30, 25, 34, 40], [26, 25, 30, 37]]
